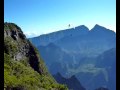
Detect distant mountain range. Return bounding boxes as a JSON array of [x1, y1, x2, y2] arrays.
[[29, 24, 115, 57], [29, 24, 116, 90]]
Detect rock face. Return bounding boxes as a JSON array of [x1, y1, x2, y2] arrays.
[[53, 72, 86, 90], [4, 22, 68, 90], [4, 22, 44, 74]]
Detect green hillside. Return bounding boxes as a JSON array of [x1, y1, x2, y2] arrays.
[[4, 22, 68, 90]]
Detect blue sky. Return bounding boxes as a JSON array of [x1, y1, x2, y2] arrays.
[[4, 0, 116, 38]]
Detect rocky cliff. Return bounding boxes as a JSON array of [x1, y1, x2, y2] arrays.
[[4, 22, 68, 90]]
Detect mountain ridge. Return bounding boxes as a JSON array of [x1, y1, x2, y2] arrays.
[[4, 22, 68, 90], [29, 24, 115, 39], [29, 24, 115, 49], [29, 24, 116, 90]]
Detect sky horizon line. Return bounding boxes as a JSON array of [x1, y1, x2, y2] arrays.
[[23, 23, 115, 38], [4, 0, 116, 38], [4, 21, 116, 38]]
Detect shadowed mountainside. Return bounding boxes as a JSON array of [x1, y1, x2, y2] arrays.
[[53, 72, 86, 90]]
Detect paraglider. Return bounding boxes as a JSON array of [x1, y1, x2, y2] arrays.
[[68, 24, 70, 27]]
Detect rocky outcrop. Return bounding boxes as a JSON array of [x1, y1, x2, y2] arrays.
[[4, 22, 46, 74], [4, 22, 68, 90]]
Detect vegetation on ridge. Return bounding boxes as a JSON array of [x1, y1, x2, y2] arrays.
[[4, 22, 68, 90]]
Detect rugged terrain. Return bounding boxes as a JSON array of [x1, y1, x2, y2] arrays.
[[53, 72, 86, 90], [4, 22, 68, 90], [29, 24, 116, 90]]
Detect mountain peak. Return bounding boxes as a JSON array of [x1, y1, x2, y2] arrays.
[[75, 25, 89, 31], [95, 24, 101, 27], [90, 24, 115, 33], [92, 24, 105, 30], [56, 72, 62, 77], [53, 73, 86, 90], [70, 75, 76, 79]]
